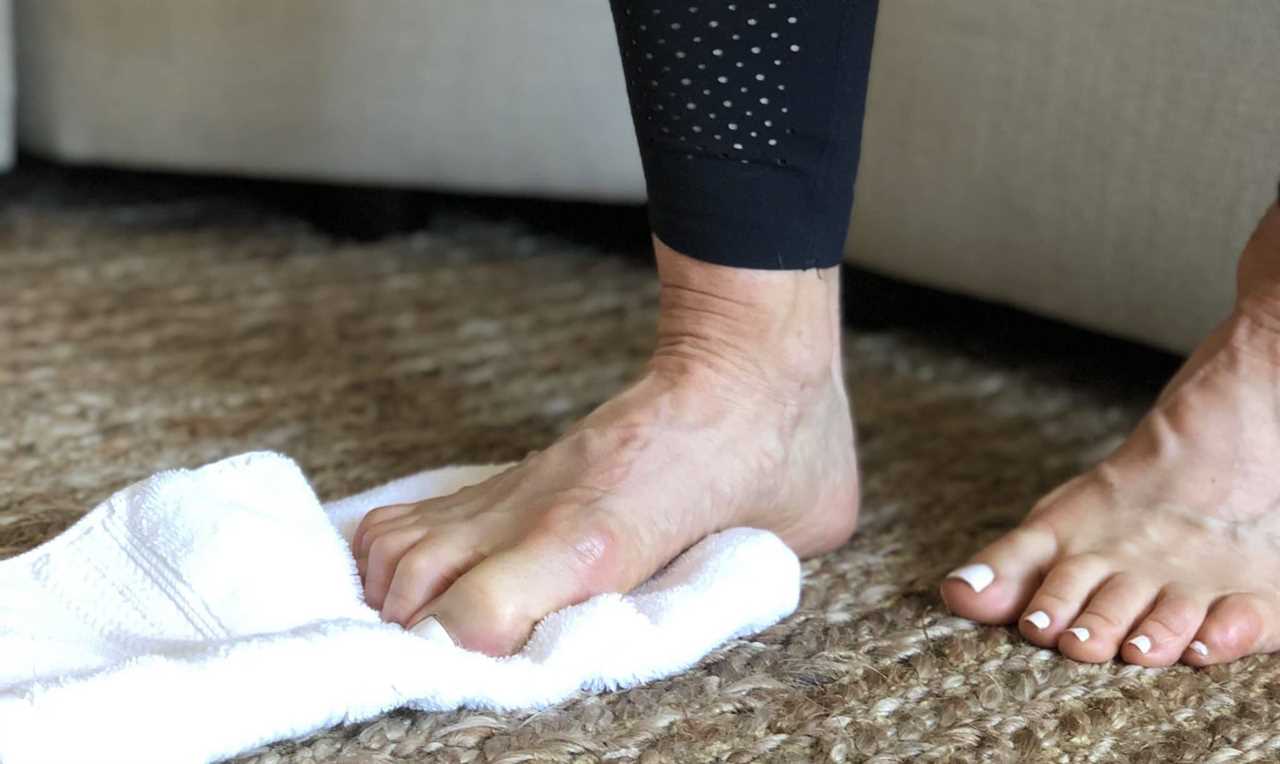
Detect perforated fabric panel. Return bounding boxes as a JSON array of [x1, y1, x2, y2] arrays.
[[611, 0, 877, 269], [614, 2, 804, 167]]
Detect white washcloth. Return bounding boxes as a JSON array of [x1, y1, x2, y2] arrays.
[[0, 451, 800, 764]]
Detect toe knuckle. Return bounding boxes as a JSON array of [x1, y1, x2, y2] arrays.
[[1058, 552, 1111, 577], [538, 508, 622, 580], [400, 549, 435, 578], [1037, 557, 1106, 601], [1080, 609, 1123, 631], [382, 586, 417, 611], [1145, 613, 1191, 638], [1108, 571, 1142, 588], [1034, 592, 1073, 609], [365, 504, 403, 524], [367, 534, 395, 557], [368, 531, 410, 560], [567, 524, 619, 574]]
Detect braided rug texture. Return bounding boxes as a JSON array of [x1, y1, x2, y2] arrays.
[[2, 178, 1278, 764]]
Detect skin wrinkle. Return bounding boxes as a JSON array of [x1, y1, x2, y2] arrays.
[[657, 281, 759, 311], [651, 333, 775, 395], [350, 242, 857, 651], [650, 266, 840, 406], [945, 203, 1280, 667]]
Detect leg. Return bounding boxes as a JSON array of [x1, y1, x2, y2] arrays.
[[352, 0, 879, 655], [944, 195, 1280, 667]]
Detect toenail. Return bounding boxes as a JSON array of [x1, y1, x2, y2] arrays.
[[1127, 635, 1152, 655], [1024, 610, 1051, 630], [410, 616, 456, 647], [1190, 640, 1209, 657], [1066, 627, 1090, 642], [946, 563, 995, 593]]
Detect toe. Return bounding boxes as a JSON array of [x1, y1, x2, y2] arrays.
[[409, 508, 629, 656], [380, 531, 486, 626], [1185, 593, 1272, 666], [941, 522, 1058, 624], [1018, 553, 1113, 648], [352, 503, 419, 556], [361, 525, 427, 611], [1059, 573, 1158, 663], [1119, 586, 1208, 667]]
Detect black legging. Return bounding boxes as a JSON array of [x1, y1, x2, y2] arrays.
[[609, 0, 879, 270]]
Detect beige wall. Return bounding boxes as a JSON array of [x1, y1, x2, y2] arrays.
[[12, 0, 1280, 353], [14, 0, 645, 201], [848, 0, 1280, 353]]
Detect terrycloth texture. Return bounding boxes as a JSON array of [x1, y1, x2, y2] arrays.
[[0, 452, 800, 764]]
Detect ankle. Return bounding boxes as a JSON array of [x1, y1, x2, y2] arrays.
[[648, 236, 843, 399]]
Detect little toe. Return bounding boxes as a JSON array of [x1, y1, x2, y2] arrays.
[[1120, 587, 1208, 667], [941, 523, 1058, 624], [1185, 593, 1272, 666], [1017, 553, 1112, 648], [1059, 573, 1158, 663]]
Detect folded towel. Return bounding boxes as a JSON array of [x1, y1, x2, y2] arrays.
[[0, 451, 800, 764]]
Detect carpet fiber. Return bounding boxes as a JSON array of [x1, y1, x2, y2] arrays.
[[2, 171, 1278, 764]]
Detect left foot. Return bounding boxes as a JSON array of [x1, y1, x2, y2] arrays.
[[943, 202, 1280, 667]]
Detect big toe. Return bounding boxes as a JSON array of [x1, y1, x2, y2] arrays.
[[941, 523, 1058, 624]]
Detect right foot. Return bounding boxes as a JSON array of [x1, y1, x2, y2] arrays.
[[352, 240, 859, 655], [942, 202, 1280, 667]]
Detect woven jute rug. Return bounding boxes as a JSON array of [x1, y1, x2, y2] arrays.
[[3, 169, 1279, 763]]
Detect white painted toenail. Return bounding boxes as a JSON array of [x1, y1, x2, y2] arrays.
[[1190, 640, 1209, 657], [1067, 627, 1090, 642], [1127, 635, 1152, 655], [946, 563, 995, 593], [410, 616, 455, 647], [1024, 610, 1051, 630]]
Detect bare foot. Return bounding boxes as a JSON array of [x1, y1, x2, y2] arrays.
[[353, 239, 859, 656], [943, 202, 1280, 667]]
